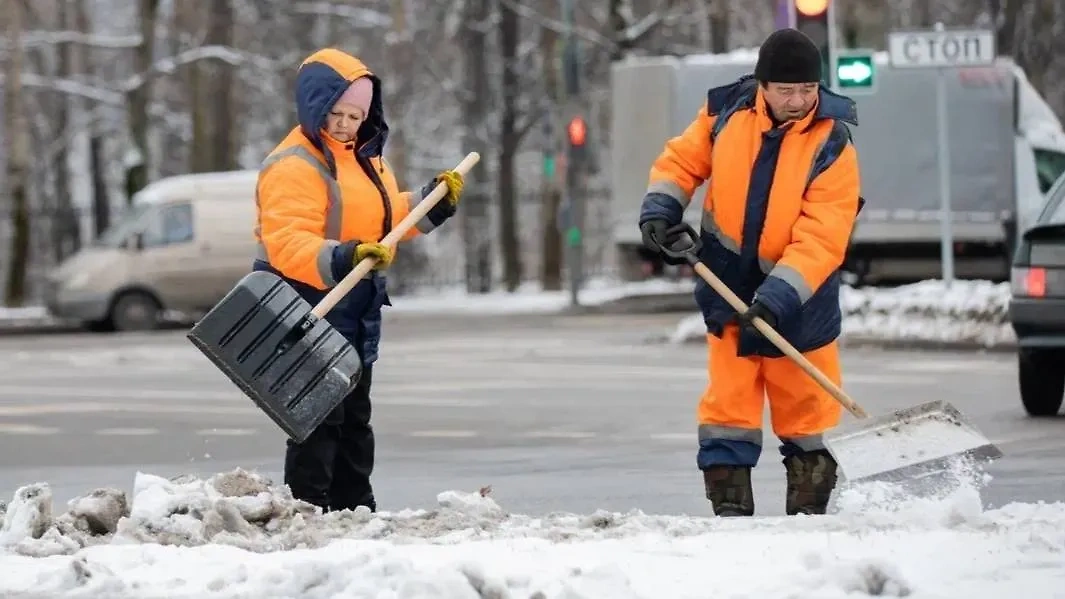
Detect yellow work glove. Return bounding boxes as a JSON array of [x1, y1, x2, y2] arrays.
[[354, 241, 394, 270], [435, 169, 464, 207]]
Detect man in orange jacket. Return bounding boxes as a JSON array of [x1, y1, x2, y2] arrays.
[[639, 29, 862, 517]]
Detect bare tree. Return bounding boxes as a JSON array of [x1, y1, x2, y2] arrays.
[[125, 0, 158, 201], [52, 0, 81, 260], [3, 0, 30, 305], [497, 0, 523, 291], [539, 0, 563, 291], [460, 0, 493, 293]]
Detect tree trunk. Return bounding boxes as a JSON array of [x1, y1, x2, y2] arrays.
[[53, 0, 81, 261], [125, 0, 158, 202], [708, 0, 729, 53], [460, 0, 493, 293], [71, 0, 110, 239], [387, 0, 412, 187], [90, 136, 110, 237], [190, 0, 236, 172], [3, 0, 31, 306], [539, 0, 563, 291], [497, 2, 522, 292]]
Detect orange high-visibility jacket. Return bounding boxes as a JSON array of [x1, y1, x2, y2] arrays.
[[253, 49, 452, 365], [639, 75, 862, 357]]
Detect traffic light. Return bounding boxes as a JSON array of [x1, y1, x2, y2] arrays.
[[834, 51, 876, 93], [567, 116, 587, 147], [791, 0, 833, 86]]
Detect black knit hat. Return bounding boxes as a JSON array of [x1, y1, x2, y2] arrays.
[[754, 28, 823, 83]]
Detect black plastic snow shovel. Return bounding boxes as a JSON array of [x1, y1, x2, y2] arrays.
[[654, 223, 1002, 484], [187, 151, 481, 443]]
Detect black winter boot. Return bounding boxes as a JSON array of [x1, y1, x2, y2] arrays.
[[702, 466, 755, 517], [783, 450, 838, 515]]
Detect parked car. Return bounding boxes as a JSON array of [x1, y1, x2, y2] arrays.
[[44, 170, 259, 332], [1008, 171, 1065, 416]]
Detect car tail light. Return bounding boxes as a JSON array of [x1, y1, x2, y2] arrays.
[[1012, 267, 1047, 297]]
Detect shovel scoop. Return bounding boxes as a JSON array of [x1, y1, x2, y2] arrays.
[[655, 223, 1002, 484], [187, 151, 481, 443]]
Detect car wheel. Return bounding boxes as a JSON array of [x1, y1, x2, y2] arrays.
[[1018, 348, 1065, 417], [109, 291, 162, 332]]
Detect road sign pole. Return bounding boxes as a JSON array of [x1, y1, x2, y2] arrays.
[[887, 24, 995, 286], [935, 61, 955, 285]]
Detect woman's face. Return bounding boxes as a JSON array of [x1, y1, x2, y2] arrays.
[[325, 103, 364, 143]]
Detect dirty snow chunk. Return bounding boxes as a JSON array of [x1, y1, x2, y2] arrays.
[[436, 490, 504, 519], [67, 488, 128, 535], [0, 483, 52, 547]]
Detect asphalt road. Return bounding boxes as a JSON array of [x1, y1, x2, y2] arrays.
[[0, 311, 1060, 518]]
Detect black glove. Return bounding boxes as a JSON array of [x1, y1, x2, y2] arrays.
[[640, 220, 691, 266], [737, 300, 777, 337]]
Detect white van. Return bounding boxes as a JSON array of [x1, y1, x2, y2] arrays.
[[44, 170, 260, 331]]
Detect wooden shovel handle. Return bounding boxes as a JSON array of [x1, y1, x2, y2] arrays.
[[310, 151, 481, 318], [691, 261, 869, 419]]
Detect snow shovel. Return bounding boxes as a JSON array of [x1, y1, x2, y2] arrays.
[[654, 223, 1002, 484], [187, 151, 481, 443]]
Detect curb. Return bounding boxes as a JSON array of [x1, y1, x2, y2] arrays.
[[558, 293, 697, 316], [656, 332, 1016, 353], [0, 320, 83, 337], [839, 336, 1016, 353]]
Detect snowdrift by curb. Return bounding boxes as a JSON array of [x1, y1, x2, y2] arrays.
[[2, 467, 1065, 598], [669, 280, 1016, 349]]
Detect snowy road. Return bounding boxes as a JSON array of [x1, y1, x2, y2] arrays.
[[0, 311, 1060, 517]]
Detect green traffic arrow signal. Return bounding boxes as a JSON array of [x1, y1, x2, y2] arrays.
[[835, 53, 876, 91], [838, 62, 872, 84]]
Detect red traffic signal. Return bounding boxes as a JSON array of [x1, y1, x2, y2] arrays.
[[795, 0, 828, 16], [567, 116, 587, 147]]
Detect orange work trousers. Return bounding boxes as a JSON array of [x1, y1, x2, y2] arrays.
[[695, 325, 842, 469]]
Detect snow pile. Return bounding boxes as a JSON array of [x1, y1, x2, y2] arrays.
[[669, 279, 1015, 348], [2, 466, 1065, 598], [840, 280, 1014, 347], [389, 276, 694, 314], [0, 305, 51, 325]]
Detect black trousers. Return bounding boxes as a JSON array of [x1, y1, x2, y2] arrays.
[[284, 365, 376, 512]]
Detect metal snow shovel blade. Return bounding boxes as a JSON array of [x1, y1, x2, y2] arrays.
[[187, 151, 482, 444], [655, 224, 1002, 484]]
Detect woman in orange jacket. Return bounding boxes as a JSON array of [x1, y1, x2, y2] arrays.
[[253, 48, 464, 513]]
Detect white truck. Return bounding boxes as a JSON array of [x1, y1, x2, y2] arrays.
[[609, 51, 1065, 284]]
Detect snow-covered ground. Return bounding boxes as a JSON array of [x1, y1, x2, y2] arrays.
[[1, 464, 1063, 598], [386, 277, 694, 314], [0, 278, 695, 327], [0, 306, 51, 325], [669, 279, 1016, 348]]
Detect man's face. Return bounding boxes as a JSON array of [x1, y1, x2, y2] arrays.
[[761, 81, 819, 122]]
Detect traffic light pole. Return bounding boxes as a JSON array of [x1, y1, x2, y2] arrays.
[[561, 0, 584, 308]]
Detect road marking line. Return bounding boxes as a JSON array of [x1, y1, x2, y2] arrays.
[[94, 427, 159, 436], [0, 423, 60, 435], [374, 395, 492, 407], [195, 428, 258, 436], [0, 385, 242, 402], [521, 430, 597, 439], [0, 402, 254, 417], [648, 433, 692, 442], [407, 430, 479, 438]]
